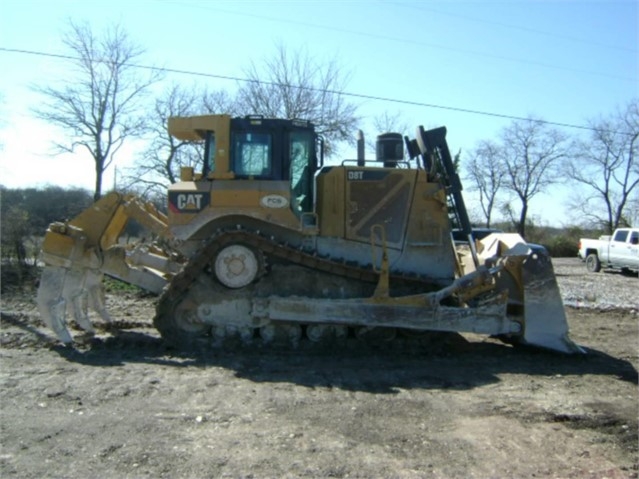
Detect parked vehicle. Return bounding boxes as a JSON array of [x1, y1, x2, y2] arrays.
[[578, 228, 639, 274], [577, 235, 610, 260]]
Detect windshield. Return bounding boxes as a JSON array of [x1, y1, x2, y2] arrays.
[[232, 132, 272, 177]]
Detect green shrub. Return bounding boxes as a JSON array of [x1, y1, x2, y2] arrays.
[[547, 235, 579, 257], [103, 276, 144, 294]]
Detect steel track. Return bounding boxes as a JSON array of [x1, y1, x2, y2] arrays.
[[153, 228, 443, 348]]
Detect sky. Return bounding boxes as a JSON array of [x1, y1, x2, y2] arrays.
[[0, 0, 637, 227]]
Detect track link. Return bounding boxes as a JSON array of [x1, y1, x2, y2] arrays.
[[153, 229, 447, 349]]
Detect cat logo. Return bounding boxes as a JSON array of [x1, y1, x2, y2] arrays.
[[169, 192, 210, 213]]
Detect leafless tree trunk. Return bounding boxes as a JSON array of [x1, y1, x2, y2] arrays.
[[236, 43, 359, 156], [500, 118, 568, 237], [565, 99, 639, 233], [627, 190, 639, 227], [32, 21, 161, 201], [465, 140, 505, 228]]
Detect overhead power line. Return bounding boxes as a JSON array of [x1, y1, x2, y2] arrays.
[[387, 1, 637, 54], [165, 2, 637, 84], [0, 46, 630, 135]]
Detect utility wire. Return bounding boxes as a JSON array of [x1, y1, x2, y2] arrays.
[[387, 1, 637, 54], [166, 1, 637, 83], [0, 46, 631, 135]]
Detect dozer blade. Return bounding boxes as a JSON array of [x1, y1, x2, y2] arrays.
[[520, 250, 584, 353], [476, 233, 584, 354]]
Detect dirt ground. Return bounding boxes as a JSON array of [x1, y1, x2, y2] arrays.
[[0, 258, 637, 478]]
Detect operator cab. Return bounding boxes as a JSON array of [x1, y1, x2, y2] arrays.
[[199, 116, 321, 214]]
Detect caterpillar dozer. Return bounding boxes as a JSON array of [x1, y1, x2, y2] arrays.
[[37, 114, 582, 353]]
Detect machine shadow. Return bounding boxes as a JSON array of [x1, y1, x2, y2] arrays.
[[48, 329, 638, 394]]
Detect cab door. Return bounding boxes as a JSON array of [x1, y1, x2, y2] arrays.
[[608, 229, 628, 265], [609, 229, 639, 268], [626, 230, 639, 269], [289, 129, 315, 214]]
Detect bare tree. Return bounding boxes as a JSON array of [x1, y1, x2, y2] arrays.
[[202, 89, 242, 117], [32, 21, 161, 201], [127, 83, 203, 196], [1, 205, 29, 266], [236, 43, 359, 156], [1, 185, 92, 268], [371, 111, 410, 137], [566, 99, 639, 233], [627, 189, 639, 226], [465, 140, 505, 228], [126, 84, 241, 198], [499, 118, 568, 237]]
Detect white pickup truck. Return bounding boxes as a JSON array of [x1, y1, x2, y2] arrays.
[[578, 228, 639, 274]]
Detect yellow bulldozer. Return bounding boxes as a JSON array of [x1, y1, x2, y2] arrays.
[[37, 114, 582, 353]]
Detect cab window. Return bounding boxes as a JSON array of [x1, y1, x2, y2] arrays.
[[232, 132, 272, 177], [204, 131, 216, 174], [614, 230, 629, 243], [290, 131, 313, 212]]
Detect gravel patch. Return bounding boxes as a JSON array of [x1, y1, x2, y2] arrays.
[[552, 257, 638, 312]]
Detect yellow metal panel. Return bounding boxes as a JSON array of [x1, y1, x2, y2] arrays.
[[168, 115, 230, 141], [41, 229, 77, 261], [404, 181, 448, 246], [168, 115, 232, 179], [67, 192, 128, 248], [344, 169, 414, 246], [180, 167, 194, 181], [316, 168, 345, 237], [213, 188, 261, 207], [100, 205, 129, 250], [167, 179, 304, 235]]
